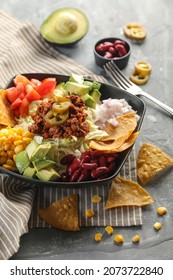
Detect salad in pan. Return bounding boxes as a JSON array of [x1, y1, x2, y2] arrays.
[[0, 73, 140, 183]]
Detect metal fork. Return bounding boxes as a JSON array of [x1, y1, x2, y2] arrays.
[[104, 60, 173, 116]]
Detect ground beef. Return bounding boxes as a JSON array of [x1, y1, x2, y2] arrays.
[[29, 95, 89, 138]]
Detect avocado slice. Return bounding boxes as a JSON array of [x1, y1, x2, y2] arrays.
[[23, 166, 36, 178], [90, 89, 101, 104], [33, 159, 55, 171], [81, 93, 96, 108], [40, 8, 89, 45], [15, 150, 30, 174], [69, 73, 84, 84], [36, 167, 60, 181], [25, 139, 39, 160], [65, 81, 90, 96], [31, 142, 52, 161]]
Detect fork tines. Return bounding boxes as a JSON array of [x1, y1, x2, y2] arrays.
[[104, 60, 132, 90]]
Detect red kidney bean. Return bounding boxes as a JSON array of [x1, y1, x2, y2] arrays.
[[108, 161, 116, 173], [96, 43, 104, 52], [81, 162, 98, 170], [91, 166, 109, 179], [80, 150, 91, 159], [67, 158, 81, 174], [106, 155, 116, 163], [98, 155, 107, 167], [115, 44, 127, 56], [90, 157, 98, 165], [77, 169, 90, 182], [60, 172, 69, 182], [69, 169, 81, 182], [104, 51, 113, 58], [96, 42, 114, 52], [114, 40, 126, 47], [108, 46, 117, 54], [80, 154, 91, 164], [60, 154, 76, 165]]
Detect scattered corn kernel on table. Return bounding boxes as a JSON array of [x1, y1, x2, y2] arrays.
[[1, 0, 173, 260]]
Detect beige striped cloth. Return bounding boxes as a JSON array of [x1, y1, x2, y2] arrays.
[[0, 11, 142, 260]]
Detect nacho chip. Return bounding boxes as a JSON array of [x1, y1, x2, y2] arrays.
[[89, 131, 140, 153], [105, 176, 154, 209], [137, 143, 173, 184], [102, 112, 137, 141], [38, 194, 79, 231], [107, 131, 140, 153], [89, 112, 138, 152], [0, 89, 16, 126]]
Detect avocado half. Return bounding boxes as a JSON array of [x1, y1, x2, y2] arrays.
[[40, 8, 89, 46]]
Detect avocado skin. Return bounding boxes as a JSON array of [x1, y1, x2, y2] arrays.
[[40, 8, 89, 46]]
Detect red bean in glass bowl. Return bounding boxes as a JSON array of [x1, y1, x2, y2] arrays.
[[94, 37, 131, 69]]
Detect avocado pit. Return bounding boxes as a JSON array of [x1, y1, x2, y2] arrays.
[[55, 12, 78, 35], [40, 8, 89, 46]]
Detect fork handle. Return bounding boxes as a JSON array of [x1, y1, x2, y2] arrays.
[[138, 91, 173, 116]]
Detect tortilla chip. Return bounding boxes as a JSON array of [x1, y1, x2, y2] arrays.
[[89, 112, 138, 152], [38, 194, 79, 231], [0, 89, 16, 126], [102, 112, 137, 141], [89, 131, 140, 153], [111, 131, 140, 153], [105, 176, 154, 209], [137, 143, 173, 184]]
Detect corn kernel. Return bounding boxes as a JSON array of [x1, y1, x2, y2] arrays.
[[22, 137, 32, 143], [2, 164, 18, 172], [94, 233, 102, 242], [114, 234, 124, 243], [4, 144, 11, 151], [13, 154, 16, 161], [15, 127, 23, 135], [0, 151, 7, 157], [132, 234, 140, 243], [105, 226, 114, 235], [14, 144, 24, 154], [14, 135, 22, 140], [85, 209, 95, 217], [14, 140, 23, 146], [153, 222, 162, 230], [0, 157, 7, 165], [92, 195, 101, 203], [6, 159, 16, 167], [157, 207, 167, 216], [23, 131, 32, 137], [7, 150, 15, 158]]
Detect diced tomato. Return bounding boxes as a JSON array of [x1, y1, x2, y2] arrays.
[[42, 77, 56, 83], [16, 82, 25, 94], [37, 78, 56, 97], [31, 78, 41, 90], [10, 97, 22, 109], [13, 74, 32, 86], [13, 108, 20, 118], [25, 84, 41, 101], [6, 87, 20, 103], [19, 98, 30, 117], [18, 93, 25, 100]]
